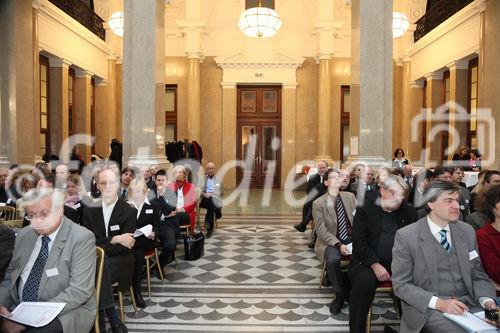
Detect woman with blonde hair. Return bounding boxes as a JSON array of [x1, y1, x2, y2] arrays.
[[63, 173, 87, 225], [167, 165, 196, 231], [128, 177, 160, 308]]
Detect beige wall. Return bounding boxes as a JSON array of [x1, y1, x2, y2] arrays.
[[165, 57, 188, 142]]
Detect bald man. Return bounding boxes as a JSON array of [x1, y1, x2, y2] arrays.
[[199, 162, 223, 236]]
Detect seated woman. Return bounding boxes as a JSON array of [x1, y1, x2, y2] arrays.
[[127, 178, 160, 308], [392, 148, 409, 169], [477, 185, 500, 304], [63, 174, 87, 225], [168, 165, 196, 231], [467, 149, 481, 171]]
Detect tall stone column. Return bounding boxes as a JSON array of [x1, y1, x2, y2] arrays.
[[0, 0, 36, 166], [282, 83, 297, 188], [187, 55, 201, 142], [315, 57, 333, 163], [408, 81, 424, 164], [424, 73, 443, 167], [393, 60, 404, 151], [447, 61, 468, 160], [122, 0, 169, 168], [115, 61, 123, 141], [32, 0, 41, 161], [348, 0, 393, 166], [221, 83, 237, 189], [93, 79, 109, 158], [477, 0, 486, 109], [400, 59, 412, 157], [74, 70, 92, 163], [48, 58, 70, 157]]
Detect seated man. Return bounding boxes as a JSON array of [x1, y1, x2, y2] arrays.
[[392, 180, 497, 333], [435, 166, 471, 220], [199, 162, 223, 236], [0, 188, 96, 333], [348, 175, 418, 333], [82, 167, 136, 333], [313, 169, 357, 315], [0, 225, 15, 283]]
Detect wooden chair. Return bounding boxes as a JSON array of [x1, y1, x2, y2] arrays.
[[144, 248, 165, 299], [0, 206, 16, 221], [366, 281, 400, 333], [112, 283, 138, 321], [196, 192, 220, 231], [94, 247, 105, 333], [319, 255, 350, 289], [1, 219, 23, 229]]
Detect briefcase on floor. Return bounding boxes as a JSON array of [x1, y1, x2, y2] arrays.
[[183, 232, 205, 261]]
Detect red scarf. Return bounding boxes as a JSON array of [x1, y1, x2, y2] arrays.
[[175, 180, 186, 191]]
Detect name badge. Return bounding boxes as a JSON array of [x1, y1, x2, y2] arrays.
[[145, 209, 153, 214], [73, 203, 81, 209], [46, 268, 59, 277], [215, 183, 220, 187], [352, 210, 356, 216], [469, 250, 479, 261], [110, 225, 120, 231], [6, 198, 12, 204], [0, 203, 5, 207], [160, 214, 165, 220], [460, 205, 465, 210]]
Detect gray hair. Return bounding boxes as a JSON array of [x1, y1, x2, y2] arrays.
[[382, 174, 409, 195], [22, 187, 65, 211], [424, 180, 460, 212]]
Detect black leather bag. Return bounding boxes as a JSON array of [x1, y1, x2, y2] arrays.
[[183, 232, 205, 261]]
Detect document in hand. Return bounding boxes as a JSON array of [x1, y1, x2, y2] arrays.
[[346, 243, 353, 255], [443, 311, 498, 332], [0, 302, 66, 327], [134, 224, 153, 238]]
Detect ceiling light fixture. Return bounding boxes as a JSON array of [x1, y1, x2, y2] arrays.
[[392, 12, 409, 38], [108, 11, 124, 37], [237, 1, 282, 38]]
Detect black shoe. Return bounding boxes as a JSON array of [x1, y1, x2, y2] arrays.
[[329, 295, 344, 315], [111, 322, 128, 333], [206, 229, 213, 237], [308, 239, 316, 249], [294, 223, 307, 232], [134, 290, 147, 308], [383, 324, 398, 333]]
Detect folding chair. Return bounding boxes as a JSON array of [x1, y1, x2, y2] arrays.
[[94, 247, 105, 333]]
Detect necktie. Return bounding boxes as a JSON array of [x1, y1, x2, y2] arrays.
[[121, 189, 127, 199], [335, 196, 351, 243], [439, 229, 451, 253], [22, 236, 51, 302]]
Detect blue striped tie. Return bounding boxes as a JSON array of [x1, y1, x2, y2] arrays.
[[335, 196, 349, 242], [439, 229, 451, 253], [22, 236, 51, 301]]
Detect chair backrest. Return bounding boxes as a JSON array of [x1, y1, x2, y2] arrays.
[[0, 206, 16, 221], [95, 246, 105, 333], [1, 219, 23, 229]]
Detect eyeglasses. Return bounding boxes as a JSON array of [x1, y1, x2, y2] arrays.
[[384, 187, 405, 199], [25, 209, 58, 222], [98, 180, 118, 187]]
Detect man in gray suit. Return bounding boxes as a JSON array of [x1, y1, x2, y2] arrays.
[[313, 169, 357, 315], [199, 162, 223, 236], [0, 188, 96, 333], [392, 180, 497, 333]]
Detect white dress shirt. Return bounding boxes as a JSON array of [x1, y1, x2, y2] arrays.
[[18, 223, 63, 297], [176, 188, 184, 209], [426, 216, 493, 310], [102, 197, 118, 237]]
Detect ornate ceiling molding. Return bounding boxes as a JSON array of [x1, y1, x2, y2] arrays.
[[215, 52, 305, 70]]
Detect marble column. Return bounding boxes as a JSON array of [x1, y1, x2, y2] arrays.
[[408, 81, 424, 164], [447, 61, 468, 160], [482, 0, 500, 168], [122, 0, 169, 168], [93, 79, 110, 158], [399, 59, 412, 157], [187, 55, 201, 142], [314, 57, 333, 163], [424, 73, 443, 167], [282, 83, 297, 189], [477, 0, 486, 109], [48, 58, 70, 157], [393, 60, 404, 152], [32, 0, 41, 161], [221, 83, 237, 189], [74, 70, 92, 163], [348, 0, 393, 165], [0, 0, 36, 166], [115, 61, 123, 141]]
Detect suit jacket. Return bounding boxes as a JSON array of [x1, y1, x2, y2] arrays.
[[351, 199, 418, 268], [0, 218, 96, 333], [391, 217, 496, 333], [465, 211, 488, 231], [133, 201, 160, 250], [167, 182, 196, 229], [199, 175, 223, 208], [0, 225, 15, 282], [313, 191, 357, 263], [307, 173, 323, 193]]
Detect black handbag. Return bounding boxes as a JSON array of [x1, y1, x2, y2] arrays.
[[183, 232, 205, 261]]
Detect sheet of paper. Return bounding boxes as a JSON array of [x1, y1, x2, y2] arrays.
[[443, 311, 497, 332], [134, 224, 153, 238], [0, 302, 66, 328], [346, 243, 353, 255]]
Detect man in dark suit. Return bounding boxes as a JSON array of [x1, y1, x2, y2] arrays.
[[199, 162, 223, 236], [348, 175, 418, 333], [82, 168, 136, 333], [392, 180, 497, 332], [0, 167, 15, 208], [0, 188, 96, 333], [0, 225, 15, 283]]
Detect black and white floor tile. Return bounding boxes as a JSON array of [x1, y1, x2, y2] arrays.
[[124, 214, 400, 332]]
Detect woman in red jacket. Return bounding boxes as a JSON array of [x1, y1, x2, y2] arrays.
[[168, 165, 196, 231], [477, 184, 500, 301]]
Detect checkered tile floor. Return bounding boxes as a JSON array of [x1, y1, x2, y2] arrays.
[[124, 214, 399, 332]]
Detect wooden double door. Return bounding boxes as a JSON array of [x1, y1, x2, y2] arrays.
[[237, 86, 281, 189]]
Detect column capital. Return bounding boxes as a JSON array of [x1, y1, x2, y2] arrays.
[[447, 60, 468, 71], [75, 69, 93, 79], [221, 82, 236, 89], [425, 72, 443, 81], [32, 0, 43, 10], [49, 57, 71, 68], [186, 51, 204, 62], [316, 53, 333, 62], [94, 78, 109, 86], [475, 0, 487, 13], [410, 80, 424, 88]]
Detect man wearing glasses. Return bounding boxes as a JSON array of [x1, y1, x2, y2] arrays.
[[82, 167, 137, 333], [348, 175, 418, 332], [0, 188, 96, 333]]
